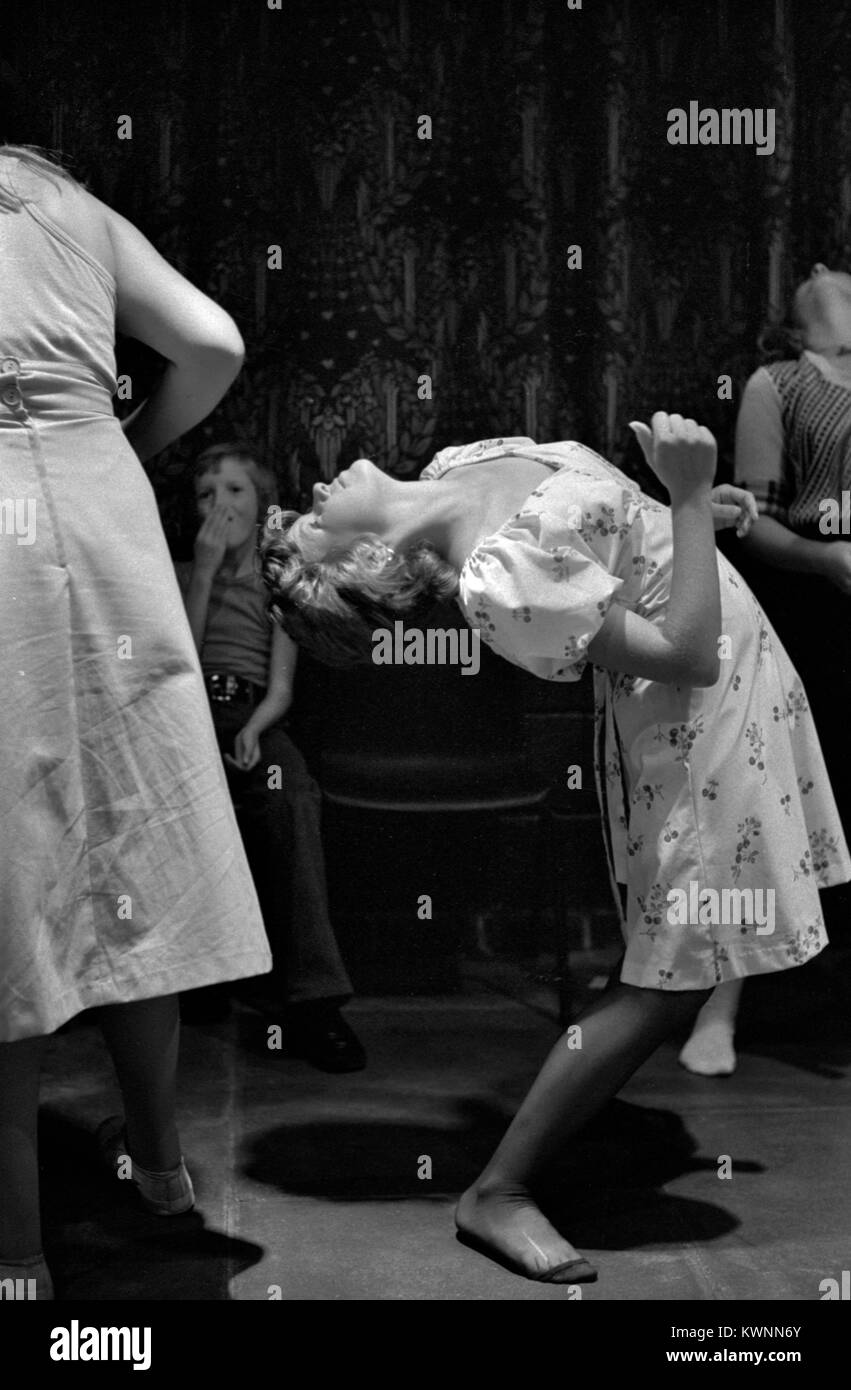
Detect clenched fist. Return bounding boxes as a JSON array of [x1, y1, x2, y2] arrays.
[[630, 412, 717, 499]]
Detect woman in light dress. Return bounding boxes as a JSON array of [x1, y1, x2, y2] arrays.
[[0, 147, 271, 1299]]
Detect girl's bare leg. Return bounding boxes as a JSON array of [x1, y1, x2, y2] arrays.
[[679, 978, 744, 1076], [96, 995, 181, 1171], [0, 1035, 48, 1260], [456, 982, 710, 1281]]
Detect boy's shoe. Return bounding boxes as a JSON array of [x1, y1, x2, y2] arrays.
[[97, 1116, 195, 1215], [284, 1004, 367, 1073]]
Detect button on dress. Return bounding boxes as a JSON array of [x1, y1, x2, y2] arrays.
[[422, 439, 851, 990], [0, 194, 272, 1041]]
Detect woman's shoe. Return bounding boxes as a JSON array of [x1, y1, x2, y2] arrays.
[[0, 1253, 54, 1300], [97, 1116, 195, 1216]]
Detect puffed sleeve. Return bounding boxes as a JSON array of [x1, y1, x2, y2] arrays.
[[460, 507, 625, 682]]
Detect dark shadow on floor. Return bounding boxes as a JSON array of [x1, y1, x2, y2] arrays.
[[38, 1111, 265, 1301], [241, 1097, 741, 1251], [721, 948, 851, 1079]]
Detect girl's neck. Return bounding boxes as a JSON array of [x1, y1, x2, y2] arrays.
[[383, 459, 552, 572], [384, 476, 474, 565], [802, 304, 851, 357]]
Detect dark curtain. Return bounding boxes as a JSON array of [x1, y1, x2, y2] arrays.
[[4, 0, 851, 552]]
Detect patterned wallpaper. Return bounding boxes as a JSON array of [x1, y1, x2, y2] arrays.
[[4, 0, 851, 551]]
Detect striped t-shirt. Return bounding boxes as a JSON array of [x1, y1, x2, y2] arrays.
[[734, 351, 851, 531]]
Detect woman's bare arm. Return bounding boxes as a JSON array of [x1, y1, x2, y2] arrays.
[[739, 514, 831, 574], [5, 168, 241, 461], [95, 196, 244, 461]]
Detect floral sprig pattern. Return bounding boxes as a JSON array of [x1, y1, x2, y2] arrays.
[[784, 923, 823, 965], [631, 554, 660, 580], [636, 880, 672, 941], [471, 604, 495, 636], [632, 782, 665, 811], [792, 848, 812, 882], [731, 816, 762, 882], [578, 503, 632, 546], [776, 686, 809, 726], [549, 548, 575, 581], [563, 634, 589, 662], [809, 829, 841, 885], [745, 722, 767, 780], [613, 672, 640, 701], [711, 942, 731, 982], [653, 717, 705, 765]]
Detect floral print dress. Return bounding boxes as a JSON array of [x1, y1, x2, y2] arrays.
[[420, 437, 851, 990]]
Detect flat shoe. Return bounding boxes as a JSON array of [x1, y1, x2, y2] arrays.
[[97, 1116, 195, 1216]]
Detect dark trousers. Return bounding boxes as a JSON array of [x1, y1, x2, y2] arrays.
[[211, 698, 352, 1005]]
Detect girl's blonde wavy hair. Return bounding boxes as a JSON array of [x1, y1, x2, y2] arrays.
[[0, 144, 77, 212], [260, 514, 460, 667]]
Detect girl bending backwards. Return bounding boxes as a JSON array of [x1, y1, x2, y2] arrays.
[[259, 415, 850, 1284]]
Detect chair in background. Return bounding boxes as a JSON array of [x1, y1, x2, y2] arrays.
[[543, 714, 622, 1024], [293, 600, 550, 992]]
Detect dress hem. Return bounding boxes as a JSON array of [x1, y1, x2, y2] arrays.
[[0, 949, 274, 1043], [619, 935, 828, 991]]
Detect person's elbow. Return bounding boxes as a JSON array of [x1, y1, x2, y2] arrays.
[[689, 655, 721, 688], [678, 645, 721, 687], [664, 642, 721, 688], [213, 313, 245, 365], [188, 336, 244, 398], [180, 309, 245, 377], [198, 316, 245, 372]]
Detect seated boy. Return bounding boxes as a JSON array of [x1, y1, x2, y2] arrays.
[[175, 442, 365, 1072]]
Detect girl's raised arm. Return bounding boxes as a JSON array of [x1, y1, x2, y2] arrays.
[[587, 414, 722, 687]]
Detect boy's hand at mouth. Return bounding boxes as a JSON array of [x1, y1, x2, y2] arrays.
[[194, 503, 232, 574]]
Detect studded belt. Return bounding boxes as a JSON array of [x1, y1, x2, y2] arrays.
[[204, 672, 264, 706]]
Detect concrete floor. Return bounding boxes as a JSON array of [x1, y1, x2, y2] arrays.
[[37, 951, 851, 1301]]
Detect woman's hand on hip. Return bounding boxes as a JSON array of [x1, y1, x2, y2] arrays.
[[630, 413, 717, 499]]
